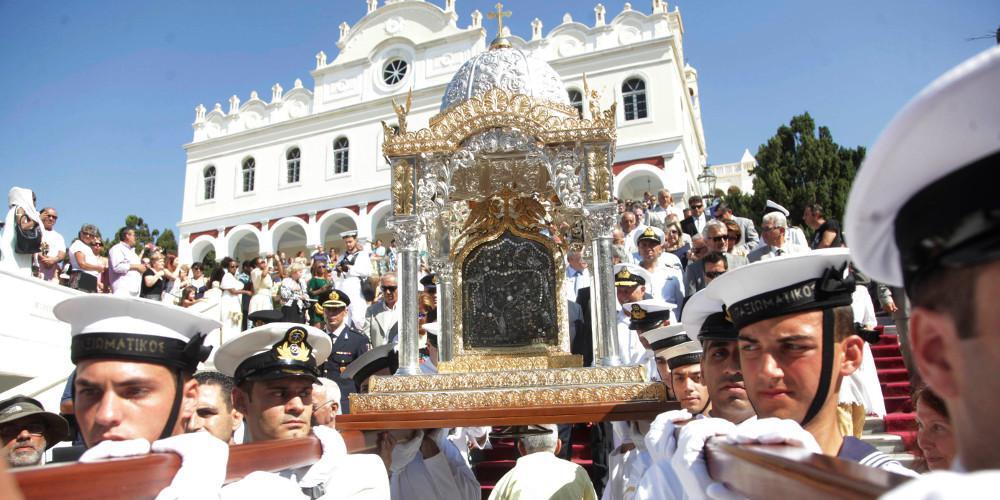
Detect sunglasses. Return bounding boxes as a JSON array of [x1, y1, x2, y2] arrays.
[[667, 229, 680, 235], [691, 204, 703, 209], [709, 236, 726, 243], [382, 285, 398, 292], [43, 214, 58, 220], [705, 271, 726, 279], [0, 422, 45, 441]]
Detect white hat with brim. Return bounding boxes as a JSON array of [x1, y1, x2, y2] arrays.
[[846, 45, 1000, 287], [215, 322, 332, 385], [54, 295, 221, 371], [706, 248, 853, 330]]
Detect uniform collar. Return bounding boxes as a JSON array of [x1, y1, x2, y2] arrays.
[[326, 323, 346, 339]]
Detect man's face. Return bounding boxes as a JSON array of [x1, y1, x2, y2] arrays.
[[702, 340, 753, 422], [671, 363, 709, 413], [311, 386, 338, 427], [690, 238, 707, 261], [657, 192, 670, 208], [323, 306, 348, 330], [918, 262, 1000, 470], [706, 226, 728, 253], [1, 418, 47, 467], [691, 201, 704, 217], [186, 383, 241, 444], [343, 236, 357, 252], [637, 240, 662, 263], [616, 284, 644, 306], [40, 210, 57, 231], [704, 260, 727, 285], [123, 230, 136, 246], [567, 253, 586, 273], [761, 223, 784, 247], [738, 311, 831, 421], [654, 356, 670, 383], [381, 276, 398, 307], [74, 360, 196, 447], [235, 378, 314, 441], [620, 213, 637, 233]]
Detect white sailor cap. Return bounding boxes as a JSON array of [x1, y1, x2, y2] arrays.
[[706, 248, 854, 330], [214, 322, 332, 386], [682, 288, 738, 343], [342, 343, 398, 388], [633, 225, 664, 246], [624, 299, 676, 331], [642, 325, 702, 369], [420, 322, 440, 336], [763, 200, 790, 217], [613, 263, 653, 287], [54, 295, 220, 372], [846, 45, 1000, 289], [340, 230, 358, 238]]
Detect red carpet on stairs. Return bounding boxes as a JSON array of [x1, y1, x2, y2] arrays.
[[871, 328, 919, 455], [474, 425, 596, 499]]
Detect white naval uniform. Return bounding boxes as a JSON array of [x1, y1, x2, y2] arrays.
[[605, 421, 653, 500], [338, 249, 372, 328], [389, 429, 480, 500]]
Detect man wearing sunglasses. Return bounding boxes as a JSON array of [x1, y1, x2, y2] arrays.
[[0, 396, 70, 467], [684, 221, 747, 296], [364, 272, 400, 347], [681, 195, 706, 237]]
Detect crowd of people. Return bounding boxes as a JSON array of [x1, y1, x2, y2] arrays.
[[1, 45, 999, 500]]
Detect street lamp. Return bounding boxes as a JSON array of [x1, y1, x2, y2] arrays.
[[697, 165, 718, 199]]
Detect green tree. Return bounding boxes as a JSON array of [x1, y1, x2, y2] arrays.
[[723, 113, 865, 229], [155, 229, 178, 255]]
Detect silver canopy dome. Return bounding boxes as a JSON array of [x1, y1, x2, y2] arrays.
[[439, 45, 570, 112]]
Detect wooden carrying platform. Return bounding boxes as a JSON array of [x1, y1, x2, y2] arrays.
[[10, 431, 913, 500]]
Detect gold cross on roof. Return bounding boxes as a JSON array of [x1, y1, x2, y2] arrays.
[[487, 2, 511, 38]]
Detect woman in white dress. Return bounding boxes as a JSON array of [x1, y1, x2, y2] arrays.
[[248, 256, 274, 313], [219, 257, 251, 344]]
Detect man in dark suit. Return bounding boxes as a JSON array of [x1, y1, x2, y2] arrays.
[[318, 289, 371, 414], [681, 195, 706, 236]]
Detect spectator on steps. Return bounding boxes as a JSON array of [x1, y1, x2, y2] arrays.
[[913, 386, 956, 472], [489, 424, 597, 500]]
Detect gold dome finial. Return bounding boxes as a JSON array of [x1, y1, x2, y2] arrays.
[[487, 2, 512, 50]]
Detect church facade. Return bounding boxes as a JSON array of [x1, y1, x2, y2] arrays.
[[178, 0, 708, 263]]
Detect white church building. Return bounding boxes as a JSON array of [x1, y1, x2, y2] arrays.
[[178, 0, 713, 263]]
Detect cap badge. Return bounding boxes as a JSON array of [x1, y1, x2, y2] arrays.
[[330, 291, 340, 302], [630, 304, 647, 320], [617, 269, 631, 280], [642, 227, 656, 238], [274, 327, 312, 363]]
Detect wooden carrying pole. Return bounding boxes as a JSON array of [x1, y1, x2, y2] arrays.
[[705, 439, 912, 500], [12, 431, 371, 500]]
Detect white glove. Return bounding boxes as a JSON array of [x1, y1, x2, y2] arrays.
[[79, 438, 151, 462], [299, 425, 348, 489], [669, 417, 740, 500], [644, 409, 692, 462], [152, 432, 229, 500], [389, 430, 424, 474], [733, 418, 821, 453]]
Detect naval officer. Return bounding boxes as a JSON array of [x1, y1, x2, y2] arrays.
[[318, 289, 371, 414]]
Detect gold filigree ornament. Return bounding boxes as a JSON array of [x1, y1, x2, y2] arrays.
[[368, 365, 646, 393], [382, 88, 616, 157], [392, 159, 414, 215], [349, 382, 667, 413]]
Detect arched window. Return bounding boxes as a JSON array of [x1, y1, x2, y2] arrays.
[[242, 157, 255, 192], [203, 166, 216, 200], [622, 78, 648, 121], [333, 137, 349, 175], [567, 89, 583, 117], [382, 59, 408, 86], [286, 147, 301, 184]]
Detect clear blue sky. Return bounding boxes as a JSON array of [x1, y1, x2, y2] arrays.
[[0, 0, 996, 241]]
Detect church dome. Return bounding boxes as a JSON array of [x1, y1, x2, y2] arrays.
[[440, 45, 570, 112]]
